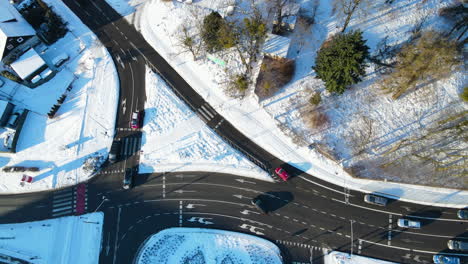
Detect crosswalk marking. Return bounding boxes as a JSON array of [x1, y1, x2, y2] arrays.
[[200, 105, 215, 119], [51, 189, 74, 217]]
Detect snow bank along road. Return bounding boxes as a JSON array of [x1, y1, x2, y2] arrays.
[[0, 0, 465, 264]]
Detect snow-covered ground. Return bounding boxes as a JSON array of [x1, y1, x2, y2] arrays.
[[135, 228, 283, 264], [0, 213, 103, 264], [103, 0, 468, 207], [325, 252, 397, 264], [0, 0, 118, 193], [140, 67, 272, 181]]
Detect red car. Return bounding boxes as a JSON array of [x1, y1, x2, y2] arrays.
[[130, 111, 143, 129], [275, 167, 290, 181]]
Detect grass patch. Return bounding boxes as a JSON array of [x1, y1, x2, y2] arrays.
[[254, 55, 295, 100]]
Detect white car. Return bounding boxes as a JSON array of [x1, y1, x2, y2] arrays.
[[397, 218, 421, 229]]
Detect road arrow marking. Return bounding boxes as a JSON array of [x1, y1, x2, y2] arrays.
[[240, 209, 260, 215], [239, 224, 264, 235], [186, 203, 205, 209], [401, 238, 423, 244], [175, 174, 197, 178], [235, 179, 256, 184], [122, 99, 127, 115], [187, 217, 213, 225], [233, 194, 252, 200]]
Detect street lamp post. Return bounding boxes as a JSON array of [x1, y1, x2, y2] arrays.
[[350, 219, 355, 258], [94, 196, 109, 212]]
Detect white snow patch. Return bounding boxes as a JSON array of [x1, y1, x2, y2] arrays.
[[0, 213, 103, 264], [140, 67, 272, 182], [136, 227, 283, 264]]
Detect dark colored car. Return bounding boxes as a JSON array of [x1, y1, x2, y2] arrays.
[[274, 167, 290, 181], [130, 110, 143, 129], [251, 196, 268, 214], [457, 209, 468, 220], [123, 168, 133, 189]]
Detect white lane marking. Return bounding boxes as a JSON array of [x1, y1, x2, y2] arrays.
[[112, 207, 122, 264], [121, 98, 127, 115], [179, 201, 183, 227], [197, 108, 211, 121], [331, 198, 468, 222], [129, 63, 135, 117], [186, 203, 205, 209], [91, 1, 103, 12], [162, 174, 166, 198], [298, 176, 354, 197], [360, 239, 468, 256], [388, 214, 393, 246]]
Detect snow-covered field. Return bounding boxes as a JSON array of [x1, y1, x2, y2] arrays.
[[140, 67, 272, 181], [0, 213, 103, 264], [0, 0, 118, 193], [135, 228, 283, 264], [103, 0, 468, 206], [326, 252, 397, 264]]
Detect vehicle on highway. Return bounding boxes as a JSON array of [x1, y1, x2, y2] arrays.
[[433, 254, 460, 264], [447, 240, 468, 251], [397, 218, 421, 229], [364, 194, 388, 206], [457, 209, 468, 219], [109, 140, 121, 163], [274, 167, 290, 181], [130, 110, 143, 129], [251, 196, 268, 214], [123, 168, 133, 189]]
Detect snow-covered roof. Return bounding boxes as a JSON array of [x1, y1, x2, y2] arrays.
[[0, 0, 36, 58], [10, 48, 46, 79], [283, 2, 300, 16], [263, 33, 291, 58], [0, 99, 9, 116], [283, 15, 297, 26]]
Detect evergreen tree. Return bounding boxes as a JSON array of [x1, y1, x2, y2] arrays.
[[313, 31, 369, 94], [201, 12, 235, 52]]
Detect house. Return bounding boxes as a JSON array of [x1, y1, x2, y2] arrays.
[[0, 0, 39, 64], [263, 33, 291, 59], [0, 99, 14, 127]]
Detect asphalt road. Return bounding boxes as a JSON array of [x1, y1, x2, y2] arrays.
[[0, 0, 466, 264]]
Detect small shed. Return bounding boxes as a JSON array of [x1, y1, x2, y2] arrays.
[[263, 33, 291, 59], [0, 99, 14, 127], [273, 3, 300, 31]]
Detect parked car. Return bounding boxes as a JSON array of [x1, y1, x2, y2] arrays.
[[251, 196, 268, 214], [40, 68, 53, 79], [274, 167, 290, 181], [52, 53, 69, 67], [433, 255, 460, 264], [447, 240, 468, 251], [109, 140, 121, 163], [123, 168, 133, 189], [31, 75, 42, 84], [457, 209, 468, 220], [130, 110, 143, 129], [397, 218, 421, 229], [364, 194, 388, 206]]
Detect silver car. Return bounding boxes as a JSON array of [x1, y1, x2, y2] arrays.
[[364, 194, 388, 206], [447, 240, 468, 251], [397, 218, 421, 229]]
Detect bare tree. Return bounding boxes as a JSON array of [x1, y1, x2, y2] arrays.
[[176, 24, 201, 61], [334, 0, 365, 32]]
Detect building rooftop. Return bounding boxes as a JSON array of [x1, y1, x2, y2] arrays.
[[10, 48, 46, 79]]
